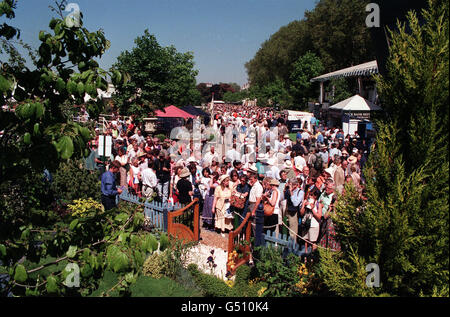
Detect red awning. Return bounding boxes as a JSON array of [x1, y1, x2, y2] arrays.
[[154, 105, 196, 119]]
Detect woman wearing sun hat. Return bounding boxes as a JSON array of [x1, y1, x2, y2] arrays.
[[212, 174, 233, 236], [176, 167, 193, 205]]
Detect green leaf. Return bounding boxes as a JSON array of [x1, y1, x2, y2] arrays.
[[57, 136, 74, 159], [23, 132, 31, 145], [66, 245, 77, 258], [34, 102, 44, 119], [69, 219, 79, 230], [46, 275, 58, 294], [0, 244, 6, 257], [125, 272, 136, 284], [14, 264, 28, 283]]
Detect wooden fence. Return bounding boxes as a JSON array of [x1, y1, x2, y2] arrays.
[[262, 231, 312, 257], [119, 191, 199, 242]]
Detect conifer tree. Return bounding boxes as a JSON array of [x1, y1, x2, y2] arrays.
[[317, 0, 449, 297]]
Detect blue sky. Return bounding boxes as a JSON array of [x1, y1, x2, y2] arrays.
[[12, 0, 317, 86]]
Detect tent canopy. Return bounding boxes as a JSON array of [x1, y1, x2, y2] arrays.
[[311, 60, 378, 82], [329, 95, 382, 112], [154, 105, 196, 119], [181, 105, 209, 117]]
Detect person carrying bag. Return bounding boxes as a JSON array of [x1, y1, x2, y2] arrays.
[[284, 178, 304, 239]]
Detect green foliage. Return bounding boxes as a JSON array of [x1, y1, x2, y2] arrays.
[[142, 252, 164, 279], [253, 246, 303, 296], [187, 264, 231, 297], [318, 247, 377, 297], [318, 0, 449, 297], [289, 51, 324, 107], [325, 77, 354, 104], [130, 275, 200, 297], [1, 0, 113, 183], [113, 29, 201, 116], [51, 159, 101, 203], [245, 0, 374, 104], [0, 199, 162, 297], [159, 239, 196, 280], [155, 134, 166, 142]]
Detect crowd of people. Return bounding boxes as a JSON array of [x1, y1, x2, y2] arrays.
[[94, 104, 372, 252]]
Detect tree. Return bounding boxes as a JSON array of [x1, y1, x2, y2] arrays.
[[325, 77, 355, 104], [289, 52, 324, 107], [245, 0, 375, 92], [245, 20, 312, 88], [1, 0, 111, 182], [112, 30, 201, 116], [304, 0, 375, 73], [317, 0, 449, 297]]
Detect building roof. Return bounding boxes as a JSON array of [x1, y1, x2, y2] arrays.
[[329, 94, 382, 112], [181, 105, 210, 117], [155, 105, 196, 119], [311, 60, 378, 82]]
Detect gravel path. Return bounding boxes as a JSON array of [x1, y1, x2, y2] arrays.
[[185, 229, 232, 280]]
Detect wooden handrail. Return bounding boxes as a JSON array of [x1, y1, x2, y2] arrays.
[[168, 198, 198, 218], [227, 211, 253, 274], [167, 198, 199, 242], [228, 212, 251, 253]]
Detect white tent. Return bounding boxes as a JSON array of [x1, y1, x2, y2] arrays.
[[286, 110, 313, 121], [329, 94, 382, 112]]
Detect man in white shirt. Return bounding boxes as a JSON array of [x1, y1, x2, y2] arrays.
[[294, 152, 307, 173], [266, 158, 281, 180], [204, 145, 220, 166], [328, 142, 342, 163], [248, 170, 263, 215], [141, 161, 158, 199], [226, 143, 241, 163]]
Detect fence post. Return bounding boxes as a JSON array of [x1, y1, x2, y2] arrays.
[[254, 202, 264, 248], [163, 206, 168, 233]]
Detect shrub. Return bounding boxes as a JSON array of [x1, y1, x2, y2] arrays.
[[142, 252, 164, 279], [51, 159, 101, 203], [187, 264, 230, 297], [155, 134, 166, 142], [253, 246, 303, 297], [230, 265, 260, 297], [130, 275, 201, 297]]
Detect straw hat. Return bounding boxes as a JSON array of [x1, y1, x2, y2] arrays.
[[269, 178, 280, 186], [218, 174, 230, 184], [283, 160, 293, 169], [347, 155, 357, 164], [257, 153, 268, 161], [186, 157, 197, 164], [179, 168, 190, 178], [284, 134, 290, 139], [246, 165, 258, 174], [324, 167, 334, 176]]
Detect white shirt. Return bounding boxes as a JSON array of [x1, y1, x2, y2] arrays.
[[294, 155, 307, 171], [249, 181, 263, 203], [272, 189, 280, 215], [204, 151, 219, 166], [266, 165, 281, 180], [329, 148, 342, 160], [226, 149, 241, 162], [301, 132, 310, 140], [141, 168, 157, 188]]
